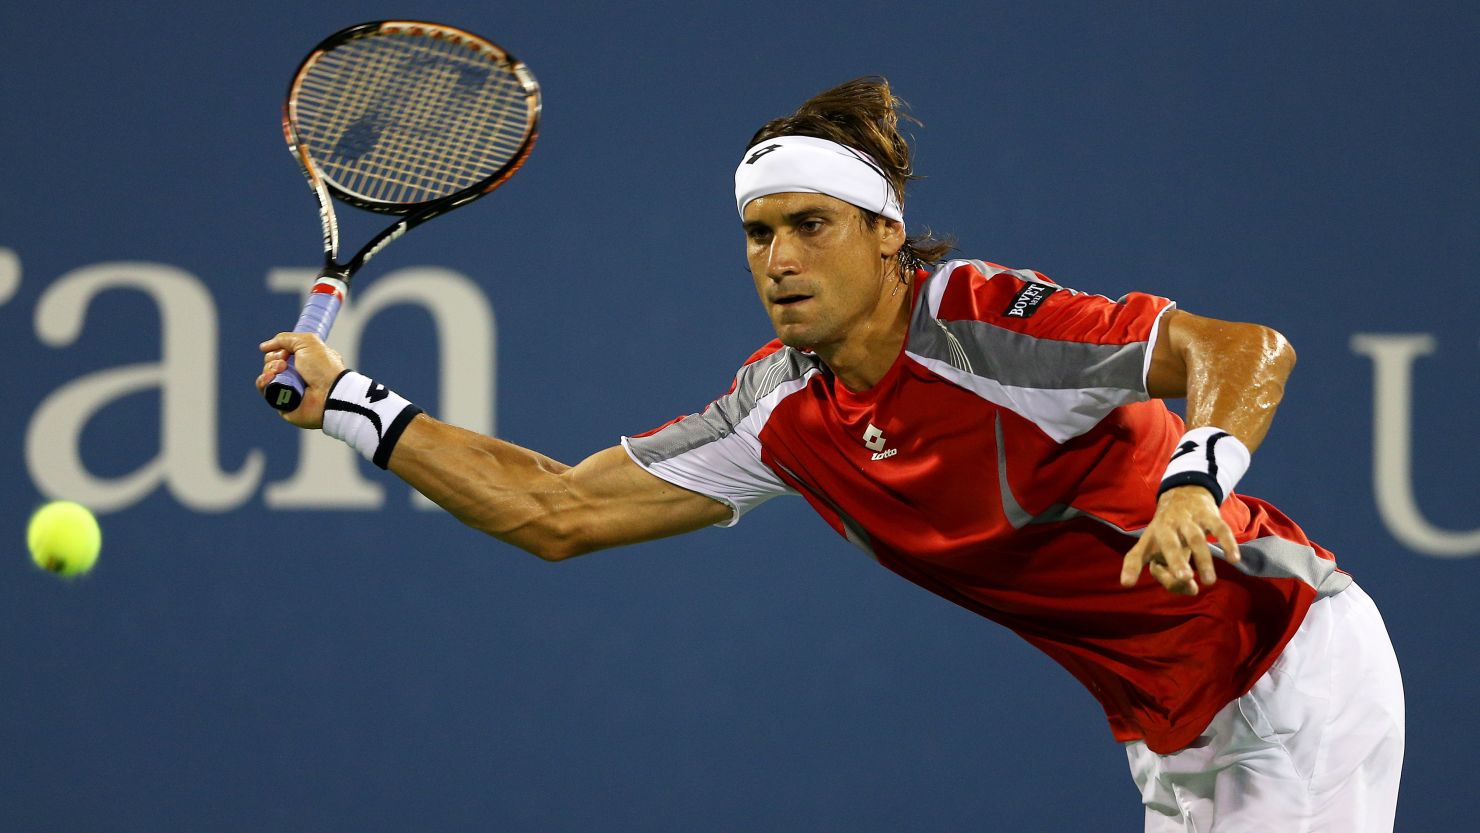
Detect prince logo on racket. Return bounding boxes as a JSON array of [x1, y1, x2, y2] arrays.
[[259, 74, 1404, 831]]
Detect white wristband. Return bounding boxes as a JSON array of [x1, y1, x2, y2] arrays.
[[1157, 426, 1251, 505], [322, 371, 423, 469]]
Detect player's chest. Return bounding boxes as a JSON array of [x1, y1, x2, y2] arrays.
[[757, 371, 1034, 524]]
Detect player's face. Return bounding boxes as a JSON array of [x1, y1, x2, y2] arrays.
[[742, 193, 903, 352]]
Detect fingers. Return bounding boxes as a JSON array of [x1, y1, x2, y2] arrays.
[[1151, 525, 1199, 594], [256, 340, 290, 387], [1148, 560, 1198, 596], [1119, 540, 1147, 588], [1120, 520, 1207, 596], [255, 352, 289, 392], [253, 332, 342, 429], [1125, 552, 1199, 595], [259, 331, 313, 354], [1121, 528, 1197, 594], [259, 332, 344, 372], [1186, 518, 1218, 587], [1121, 486, 1250, 596], [1181, 504, 1243, 583], [256, 334, 301, 392], [1211, 516, 1241, 565]]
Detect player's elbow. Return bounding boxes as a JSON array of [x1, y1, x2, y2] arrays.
[[494, 513, 601, 562], [1232, 323, 1297, 418], [1258, 324, 1297, 379], [1202, 319, 1296, 379], [522, 534, 594, 562]]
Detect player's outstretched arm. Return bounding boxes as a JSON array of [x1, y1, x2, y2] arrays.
[[1122, 310, 1297, 595], [257, 332, 732, 560], [388, 422, 732, 559]]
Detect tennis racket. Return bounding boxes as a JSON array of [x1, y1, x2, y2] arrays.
[[264, 20, 540, 411]]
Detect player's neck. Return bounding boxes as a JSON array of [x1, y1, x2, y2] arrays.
[[818, 271, 912, 392]]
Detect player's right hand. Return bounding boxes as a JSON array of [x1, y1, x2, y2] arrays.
[[256, 332, 347, 429]]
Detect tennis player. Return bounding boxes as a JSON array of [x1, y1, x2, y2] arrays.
[[258, 78, 1404, 831]]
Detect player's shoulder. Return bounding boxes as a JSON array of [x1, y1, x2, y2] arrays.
[[727, 339, 824, 399], [741, 339, 788, 367], [921, 258, 1078, 326], [632, 341, 819, 440], [740, 339, 825, 371]]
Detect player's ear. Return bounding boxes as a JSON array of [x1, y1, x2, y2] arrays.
[[876, 217, 906, 259]]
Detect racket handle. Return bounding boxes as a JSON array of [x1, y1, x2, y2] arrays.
[[264, 278, 347, 411]]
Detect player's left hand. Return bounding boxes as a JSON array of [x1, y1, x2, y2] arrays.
[[1120, 486, 1241, 596]]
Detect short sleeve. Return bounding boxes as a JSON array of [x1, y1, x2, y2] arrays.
[[622, 343, 813, 526]]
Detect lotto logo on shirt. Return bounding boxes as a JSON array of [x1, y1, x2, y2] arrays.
[[862, 423, 897, 460], [1004, 283, 1058, 318]]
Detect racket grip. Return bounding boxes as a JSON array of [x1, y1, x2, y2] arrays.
[[264, 278, 347, 411]]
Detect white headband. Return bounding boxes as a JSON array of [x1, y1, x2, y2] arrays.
[[734, 135, 904, 222]]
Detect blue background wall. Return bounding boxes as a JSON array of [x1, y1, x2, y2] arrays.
[[3, 1, 1475, 830]]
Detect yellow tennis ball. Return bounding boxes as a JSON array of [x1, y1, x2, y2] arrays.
[[27, 501, 102, 577]]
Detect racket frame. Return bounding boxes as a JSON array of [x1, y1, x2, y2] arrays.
[[265, 20, 540, 412]]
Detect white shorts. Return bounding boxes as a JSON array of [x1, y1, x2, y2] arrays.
[[1124, 583, 1405, 833]]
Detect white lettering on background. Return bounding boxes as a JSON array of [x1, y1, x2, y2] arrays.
[[26, 262, 264, 512], [0, 247, 19, 305], [1351, 333, 1480, 557]]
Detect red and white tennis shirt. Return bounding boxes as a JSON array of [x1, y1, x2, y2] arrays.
[[622, 259, 1350, 753]]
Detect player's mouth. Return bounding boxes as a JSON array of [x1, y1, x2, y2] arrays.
[[772, 292, 812, 307]]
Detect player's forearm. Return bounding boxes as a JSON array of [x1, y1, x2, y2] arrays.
[[1131, 315, 1293, 592], [386, 414, 586, 560]]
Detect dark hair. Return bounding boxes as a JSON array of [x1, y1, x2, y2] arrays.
[[749, 77, 955, 270]]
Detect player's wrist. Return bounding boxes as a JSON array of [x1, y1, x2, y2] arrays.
[[1156, 426, 1250, 506], [322, 370, 423, 469]]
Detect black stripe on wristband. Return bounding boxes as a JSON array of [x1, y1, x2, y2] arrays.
[[325, 368, 354, 400], [372, 405, 424, 470], [1204, 431, 1230, 480], [325, 399, 384, 438], [1158, 471, 1224, 505]]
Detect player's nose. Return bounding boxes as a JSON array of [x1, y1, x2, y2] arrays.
[[765, 233, 802, 279]]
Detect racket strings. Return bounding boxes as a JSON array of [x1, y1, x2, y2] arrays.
[[305, 43, 525, 198], [294, 33, 533, 205]]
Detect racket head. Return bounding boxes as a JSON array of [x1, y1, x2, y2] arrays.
[[284, 20, 541, 217]]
